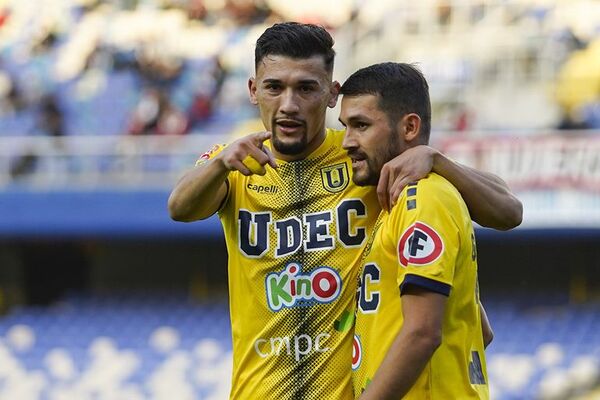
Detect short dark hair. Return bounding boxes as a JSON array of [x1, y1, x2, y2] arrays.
[[340, 62, 431, 143], [255, 22, 336, 72]]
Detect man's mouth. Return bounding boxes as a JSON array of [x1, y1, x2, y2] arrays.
[[275, 119, 304, 133], [348, 152, 367, 169], [351, 159, 366, 169]]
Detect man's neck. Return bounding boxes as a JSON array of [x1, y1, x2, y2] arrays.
[[272, 129, 327, 162]]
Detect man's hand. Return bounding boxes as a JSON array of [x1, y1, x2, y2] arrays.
[[218, 131, 278, 175], [377, 145, 437, 211], [168, 131, 278, 222]]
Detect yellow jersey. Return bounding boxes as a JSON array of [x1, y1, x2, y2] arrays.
[[201, 129, 379, 399], [353, 173, 489, 399]]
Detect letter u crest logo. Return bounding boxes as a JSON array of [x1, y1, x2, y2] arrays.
[[320, 163, 349, 193]]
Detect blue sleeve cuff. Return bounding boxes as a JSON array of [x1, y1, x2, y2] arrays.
[[400, 274, 451, 296]]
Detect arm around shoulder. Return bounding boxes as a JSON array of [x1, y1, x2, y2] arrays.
[[432, 150, 523, 231], [479, 301, 494, 348]]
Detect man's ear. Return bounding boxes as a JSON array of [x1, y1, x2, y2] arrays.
[[248, 78, 258, 105], [400, 113, 421, 142], [328, 81, 341, 108]]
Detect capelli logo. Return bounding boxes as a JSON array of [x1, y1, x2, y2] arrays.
[[246, 183, 279, 194]]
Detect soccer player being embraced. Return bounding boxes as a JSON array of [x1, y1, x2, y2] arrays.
[[339, 62, 493, 399], [169, 23, 519, 400]]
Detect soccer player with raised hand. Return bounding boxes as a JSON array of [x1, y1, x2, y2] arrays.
[[169, 23, 520, 400]]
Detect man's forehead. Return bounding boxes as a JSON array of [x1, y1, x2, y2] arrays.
[[341, 94, 381, 113], [339, 94, 387, 123], [256, 54, 331, 80]]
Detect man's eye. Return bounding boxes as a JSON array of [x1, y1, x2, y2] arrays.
[[300, 86, 314, 93], [266, 84, 281, 91]]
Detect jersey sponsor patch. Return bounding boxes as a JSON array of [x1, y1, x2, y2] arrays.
[[320, 163, 349, 193], [246, 183, 279, 194], [254, 332, 331, 362], [352, 334, 362, 370], [398, 222, 444, 267], [195, 143, 227, 166], [265, 263, 342, 311]]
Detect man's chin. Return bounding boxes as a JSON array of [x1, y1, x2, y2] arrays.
[[272, 138, 307, 156], [352, 171, 378, 187]]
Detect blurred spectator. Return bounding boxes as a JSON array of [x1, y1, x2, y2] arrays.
[[0, 69, 25, 115], [224, 0, 272, 26], [128, 88, 188, 136], [38, 94, 64, 137], [9, 152, 37, 179], [135, 47, 183, 88], [558, 110, 591, 130], [186, 0, 208, 21], [436, 0, 452, 26], [188, 57, 227, 128], [10, 94, 65, 181], [0, 7, 9, 28], [0, 0, 597, 140], [453, 106, 473, 132]]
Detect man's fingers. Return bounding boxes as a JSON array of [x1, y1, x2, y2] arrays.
[[263, 146, 278, 169], [244, 142, 278, 175], [253, 131, 272, 146], [390, 176, 411, 208], [377, 166, 391, 212], [227, 131, 277, 175], [230, 159, 252, 176], [242, 154, 267, 175]]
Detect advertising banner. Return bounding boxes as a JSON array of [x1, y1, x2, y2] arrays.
[[436, 134, 600, 228]]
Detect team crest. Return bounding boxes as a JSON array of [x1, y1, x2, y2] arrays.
[[398, 222, 444, 267], [320, 163, 349, 193]]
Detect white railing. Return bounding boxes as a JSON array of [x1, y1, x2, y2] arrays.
[[0, 135, 230, 190], [3, 131, 600, 228], [2, 130, 600, 190]]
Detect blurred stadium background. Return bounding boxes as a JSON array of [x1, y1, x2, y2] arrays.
[[0, 0, 599, 399]]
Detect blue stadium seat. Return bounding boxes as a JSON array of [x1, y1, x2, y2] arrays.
[[0, 296, 598, 398]]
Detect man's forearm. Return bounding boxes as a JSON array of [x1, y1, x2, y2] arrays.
[[480, 302, 494, 348], [168, 159, 229, 222], [432, 152, 523, 230], [359, 328, 440, 400]]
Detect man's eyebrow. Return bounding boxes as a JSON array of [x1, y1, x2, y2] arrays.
[[262, 79, 320, 85], [343, 115, 370, 124], [297, 79, 320, 85]]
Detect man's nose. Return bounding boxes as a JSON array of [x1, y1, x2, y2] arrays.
[[279, 89, 300, 115], [342, 130, 357, 150]]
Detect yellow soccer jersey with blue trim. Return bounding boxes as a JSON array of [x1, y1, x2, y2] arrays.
[[353, 173, 489, 399], [202, 129, 379, 400]]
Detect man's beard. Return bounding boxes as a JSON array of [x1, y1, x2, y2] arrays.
[[271, 130, 308, 155], [353, 130, 401, 186]]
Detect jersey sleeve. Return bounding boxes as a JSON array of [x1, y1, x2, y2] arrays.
[[195, 143, 228, 166], [392, 177, 463, 297]]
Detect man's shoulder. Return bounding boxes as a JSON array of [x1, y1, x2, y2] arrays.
[[395, 173, 464, 212], [415, 173, 460, 196]]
